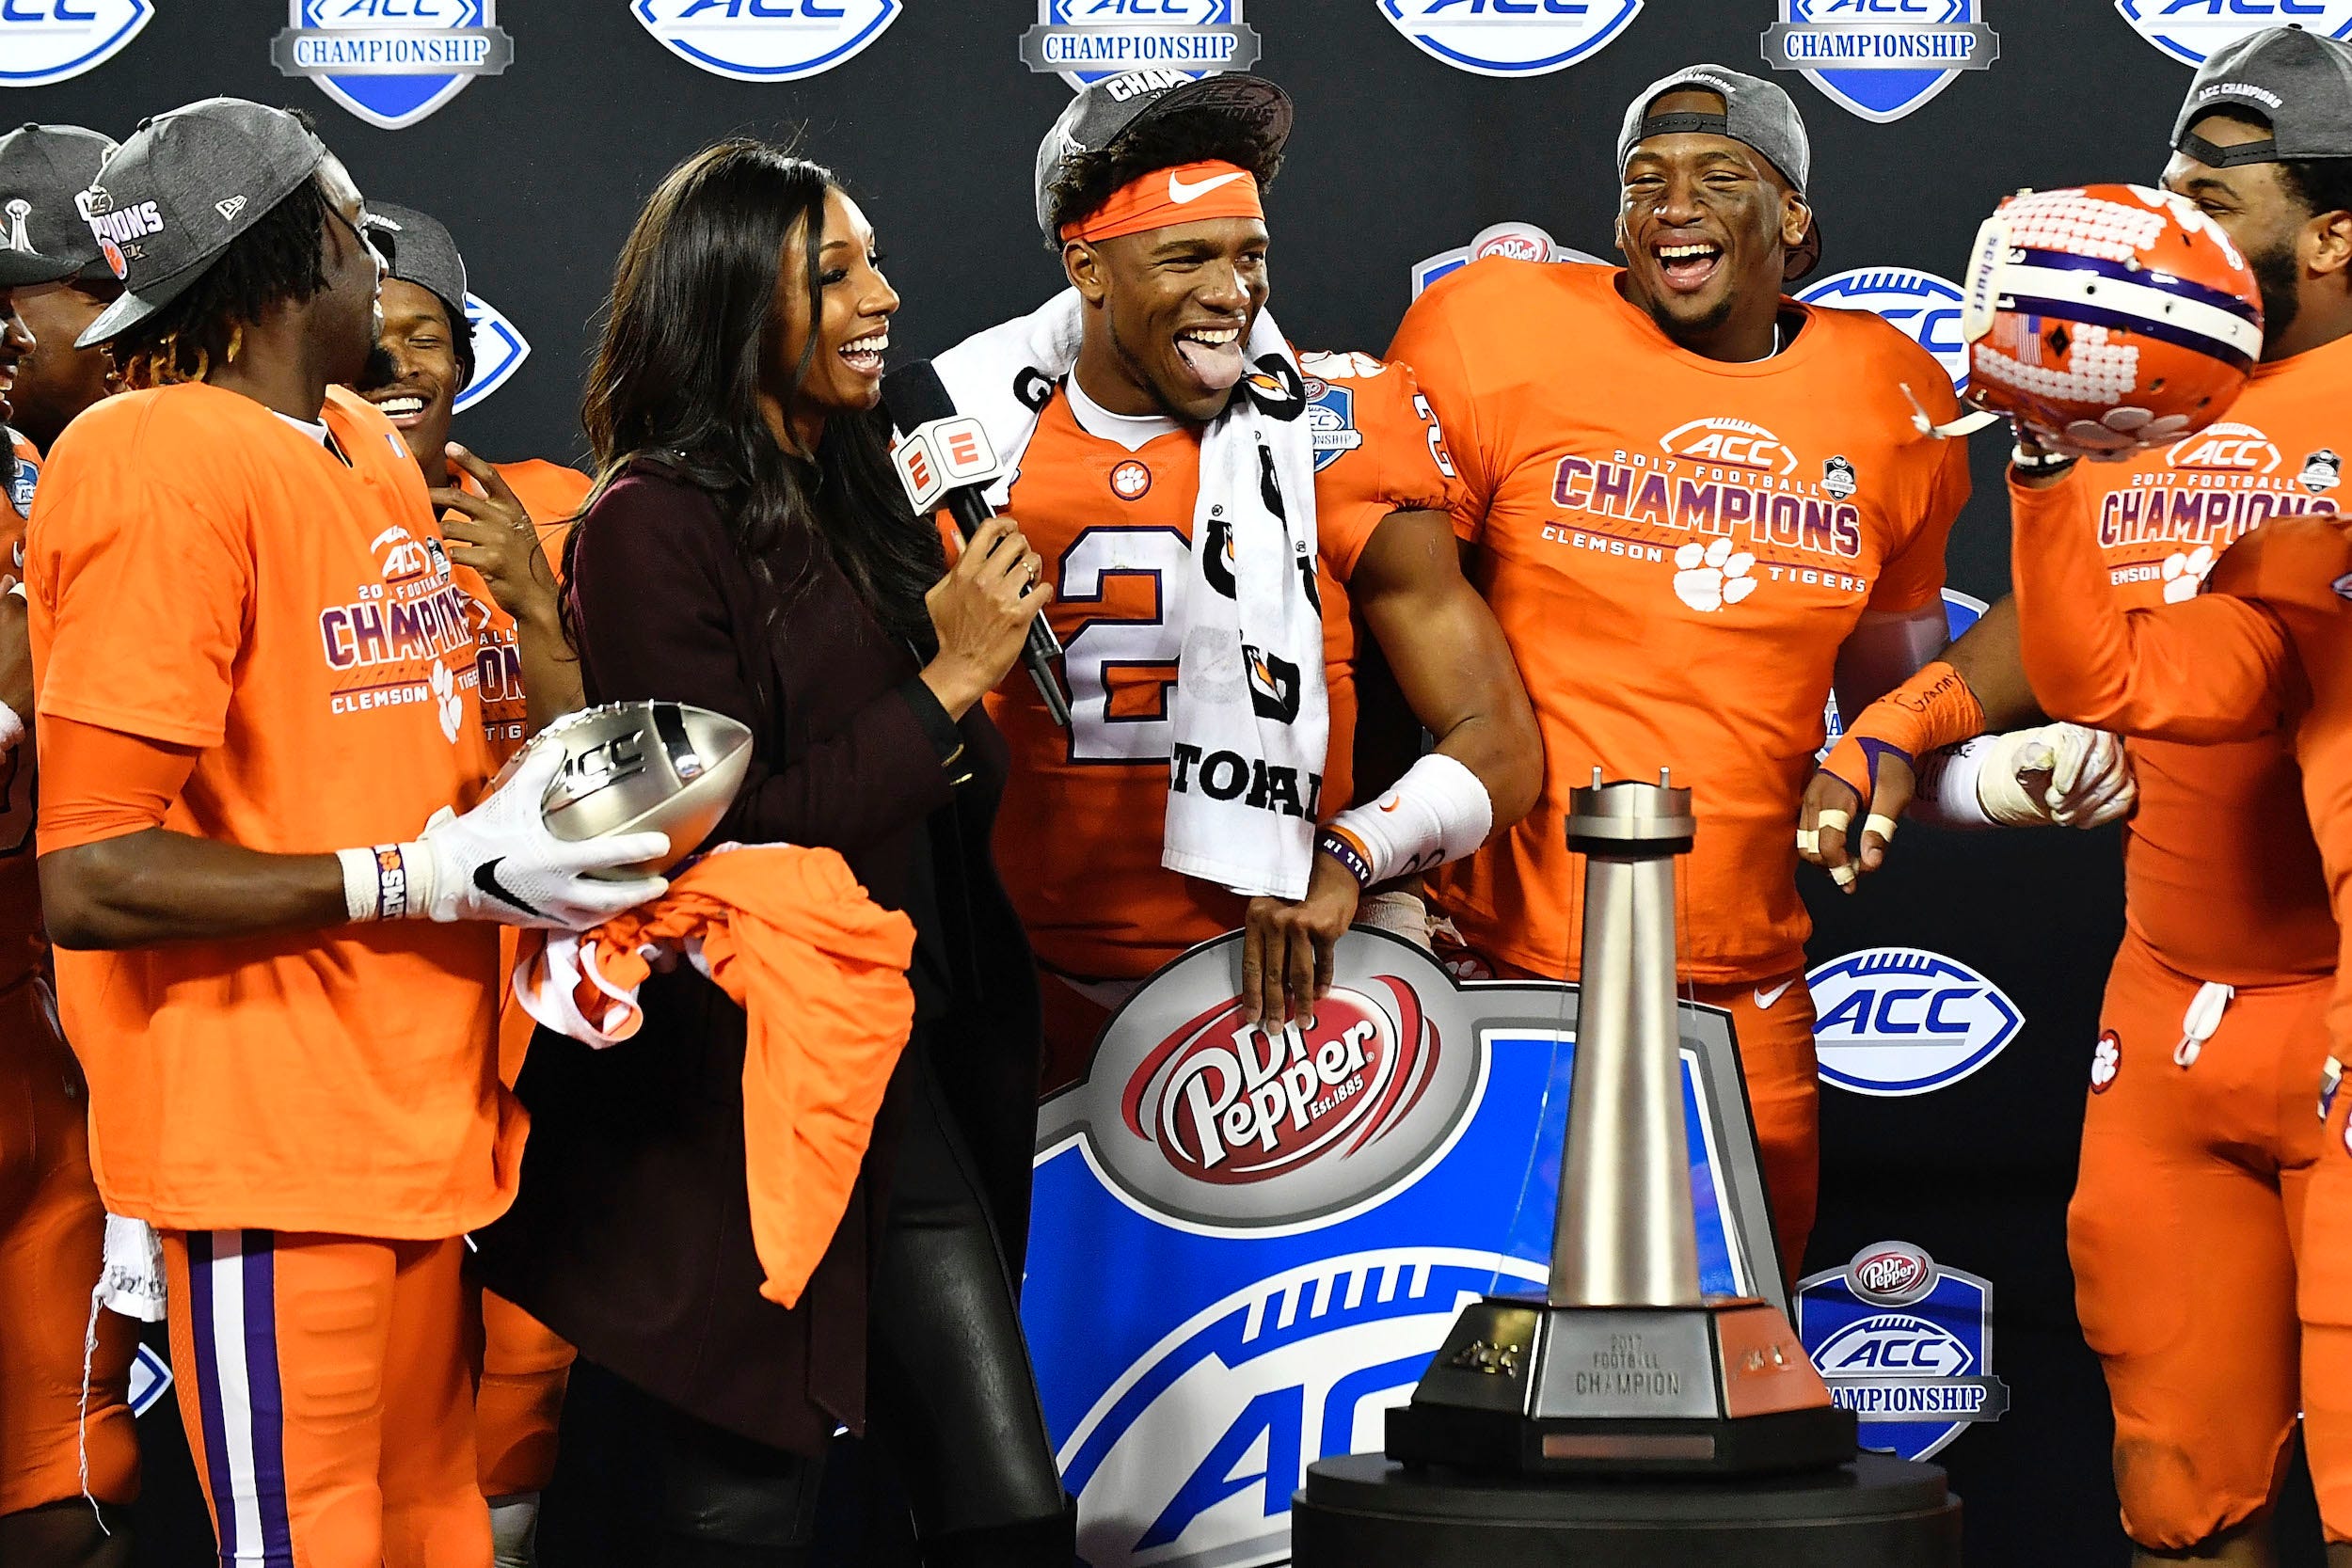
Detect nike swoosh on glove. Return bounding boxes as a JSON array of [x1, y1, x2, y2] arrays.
[[407, 741, 671, 928], [1975, 722, 2137, 829]]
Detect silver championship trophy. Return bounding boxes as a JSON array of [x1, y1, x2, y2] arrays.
[[1386, 771, 1855, 1475]]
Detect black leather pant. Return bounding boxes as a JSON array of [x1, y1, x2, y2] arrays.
[[537, 1046, 1071, 1566]]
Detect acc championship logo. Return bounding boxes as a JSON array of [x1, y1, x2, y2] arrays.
[[1024, 0, 1261, 90], [1762, 0, 2001, 123], [273, 1, 513, 130], [6, 451, 33, 518], [632, 0, 900, 83], [1410, 220, 1605, 299], [1026, 929, 1786, 1566], [1796, 267, 1969, 389], [1796, 1242, 2009, 1461], [1302, 380, 1362, 473], [1376, 0, 1642, 78], [453, 293, 529, 414], [0, 0, 151, 87], [1661, 416, 1797, 476], [1808, 947, 2024, 1096], [2116, 1, 2352, 66]]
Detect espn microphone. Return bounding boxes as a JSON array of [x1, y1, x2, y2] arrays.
[[882, 359, 1071, 728]]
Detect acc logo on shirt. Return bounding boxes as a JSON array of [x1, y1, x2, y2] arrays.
[[1661, 416, 1798, 477], [1023, 0, 1262, 90], [6, 454, 33, 519], [1302, 378, 1362, 473], [1807, 947, 2024, 1097], [0, 0, 151, 85], [1409, 220, 1606, 299], [2166, 420, 2280, 475], [272, 1, 514, 130], [1795, 267, 1969, 390], [1796, 1242, 2009, 1461], [1375, 0, 1642, 78], [453, 293, 530, 414], [2114, 1, 2352, 66], [1761, 0, 2001, 123], [631, 0, 901, 83]]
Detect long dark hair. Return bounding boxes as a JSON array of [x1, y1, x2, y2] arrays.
[[573, 140, 942, 652]]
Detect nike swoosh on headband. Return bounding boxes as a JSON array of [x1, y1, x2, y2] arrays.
[[1168, 168, 1248, 204], [473, 858, 544, 919]]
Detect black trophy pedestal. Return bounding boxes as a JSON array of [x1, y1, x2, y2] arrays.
[[1291, 1450, 1962, 1568]]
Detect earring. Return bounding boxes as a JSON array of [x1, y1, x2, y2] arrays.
[[225, 325, 242, 364]]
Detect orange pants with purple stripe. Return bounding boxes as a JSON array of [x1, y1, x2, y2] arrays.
[[0, 979, 136, 1515], [2068, 932, 2352, 1548], [162, 1229, 487, 1568]]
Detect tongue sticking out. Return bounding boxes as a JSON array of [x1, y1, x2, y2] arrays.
[[1175, 335, 1247, 392]]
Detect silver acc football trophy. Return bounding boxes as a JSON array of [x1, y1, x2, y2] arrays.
[[1386, 771, 1855, 1475]]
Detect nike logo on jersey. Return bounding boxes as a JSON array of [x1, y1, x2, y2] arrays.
[[1754, 979, 1795, 1011], [1168, 168, 1248, 204], [473, 859, 544, 919]]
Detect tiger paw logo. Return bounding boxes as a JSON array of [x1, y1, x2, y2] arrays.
[[2161, 545, 2214, 604], [432, 659, 462, 743], [1674, 536, 1756, 612], [2090, 1028, 2121, 1094]]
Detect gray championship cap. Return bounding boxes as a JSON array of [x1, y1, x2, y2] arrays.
[[1617, 64, 1821, 281], [75, 98, 326, 349], [2171, 26, 2352, 166], [368, 200, 467, 326], [0, 124, 118, 286], [0, 239, 73, 289], [1034, 69, 1292, 238]]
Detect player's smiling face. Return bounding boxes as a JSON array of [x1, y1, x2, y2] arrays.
[[2164, 112, 2315, 355], [0, 289, 29, 426], [363, 279, 460, 472], [1073, 214, 1269, 424], [1617, 89, 1808, 353]]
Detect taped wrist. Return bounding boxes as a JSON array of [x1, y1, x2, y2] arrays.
[[1819, 660, 1987, 803], [1969, 727, 2063, 827], [336, 841, 435, 922], [1908, 736, 1996, 829], [1324, 752, 1494, 889]]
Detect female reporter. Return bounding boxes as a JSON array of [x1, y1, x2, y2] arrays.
[[473, 142, 1070, 1566]]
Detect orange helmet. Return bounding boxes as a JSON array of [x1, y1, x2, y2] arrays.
[[1955, 182, 2262, 456]]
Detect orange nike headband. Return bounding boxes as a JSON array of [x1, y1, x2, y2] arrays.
[[1059, 160, 1263, 245]]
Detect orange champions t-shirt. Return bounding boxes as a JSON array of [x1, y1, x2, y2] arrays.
[[458, 458, 590, 754], [2062, 338, 2347, 986], [27, 383, 513, 1239], [987, 351, 1462, 980], [0, 432, 42, 992], [1391, 260, 1970, 985], [447, 456, 590, 1085]]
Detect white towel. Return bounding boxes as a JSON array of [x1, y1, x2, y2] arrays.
[[935, 290, 1328, 899]]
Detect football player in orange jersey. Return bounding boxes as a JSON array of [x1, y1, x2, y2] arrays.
[[0, 125, 121, 458], [1389, 64, 2131, 1275], [27, 101, 665, 1568], [946, 71, 1541, 1089], [0, 239, 138, 1568], [352, 200, 587, 1568], [1832, 30, 2352, 1566]]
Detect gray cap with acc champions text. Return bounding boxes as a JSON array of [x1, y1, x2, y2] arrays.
[[0, 124, 119, 285], [2172, 26, 2352, 166], [1034, 69, 1292, 237], [74, 98, 327, 349], [1617, 64, 1820, 281]]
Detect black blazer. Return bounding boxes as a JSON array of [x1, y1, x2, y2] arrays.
[[474, 458, 1043, 1454]]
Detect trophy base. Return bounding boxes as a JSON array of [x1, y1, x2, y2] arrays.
[[1386, 1294, 1857, 1478]]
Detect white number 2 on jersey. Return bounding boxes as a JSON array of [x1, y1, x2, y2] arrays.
[[1059, 527, 1190, 763], [1413, 391, 1456, 479]]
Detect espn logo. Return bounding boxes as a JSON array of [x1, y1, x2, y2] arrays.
[[891, 416, 1000, 512]]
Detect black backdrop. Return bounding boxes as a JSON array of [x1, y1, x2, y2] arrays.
[[5, 4, 2328, 1566]]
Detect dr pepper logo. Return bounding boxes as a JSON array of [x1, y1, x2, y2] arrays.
[[1039, 933, 1484, 1230], [1849, 1241, 1934, 1306]]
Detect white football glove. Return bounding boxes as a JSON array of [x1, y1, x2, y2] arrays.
[[1975, 723, 2137, 829], [404, 741, 671, 929]]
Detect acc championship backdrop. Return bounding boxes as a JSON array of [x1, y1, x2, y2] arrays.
[[4, 5, 2328, 1567]]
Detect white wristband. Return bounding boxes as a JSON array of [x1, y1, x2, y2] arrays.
[[336, 841, 434, 923], [1325, 752, 1494, 887], [1908, 736, 1996, 830]]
